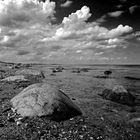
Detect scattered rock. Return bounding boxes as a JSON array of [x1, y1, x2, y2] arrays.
[[124, 76, 140, 80], [7, 117, 15, 123], [80, 68, 89, 72], [10, 83, 82, 121], [72, 98, 76, 100], [50, 73, 56, 76], [94, 75, 108, 79], [1, 75, 28, 82], [129, 118, 140, 122], [16, 121, 22, 126], [16, 69, 45, 78], [99, 85, 136, 106], [72, 68, 81, 73], [0, 69, 6, 73], [0, 123, 4, 127], [104, 70, 112, 76], [52, 66, 64, 73], [2, 108, 11, 113], [12, 63, 24, 69]]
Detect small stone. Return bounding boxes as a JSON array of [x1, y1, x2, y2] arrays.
[[89, 137, 94, 140], [101, 117, 104, 121], [61, 131, 66, 134], [53, 125, 57, 129], [79, 135, 84, 139], [16, 121, 22, 126], [97, 136, 103, 139], [70, 118, 74, 121], [0, 123, 4, 127], [7, 117, 15, 123], [59, 134, 63, 137], [39, 131, 46, 136], [82, 125, 87, 128]]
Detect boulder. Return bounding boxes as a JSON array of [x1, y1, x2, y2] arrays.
[[100, 85, 136, 106], [10, 83, 82, 121], [1, 75, 28, 82], [104, 70, 112, 76], [124, 76, 140, 80], [72, 68, 81, 73], [16, 69, 45, 78], [52, 66, 64, 73]]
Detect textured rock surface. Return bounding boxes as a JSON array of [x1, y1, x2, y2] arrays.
[[100, 85, 136, 106], [16, 69, 45, 78], [1, 75, 28, 82], [10, 83, 82, 121]]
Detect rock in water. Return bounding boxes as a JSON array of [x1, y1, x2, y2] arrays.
[[100, 85, 136, 106], [10, 83, 82, 121], [104, 70, 112, 76]]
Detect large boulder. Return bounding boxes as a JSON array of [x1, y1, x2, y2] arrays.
[[1, 75, 28, 82], [99, 85, 136, 106], [10, 83, 82, 121]]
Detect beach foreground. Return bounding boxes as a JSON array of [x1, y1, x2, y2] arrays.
[[0, 62, 140, 140]]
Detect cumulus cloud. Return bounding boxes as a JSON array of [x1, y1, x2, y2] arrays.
[[0, 1, 134, 63], [60, 0, 72, 7], [107, 24, 133, 38], [107, 38, 120, 44], [62, 6, 91, 27], [96, 10, 124, 24], [0, 0, 55, 27], [108, 11, 124, 17]]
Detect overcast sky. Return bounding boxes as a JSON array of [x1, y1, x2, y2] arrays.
[[0, 0, 140, 64]]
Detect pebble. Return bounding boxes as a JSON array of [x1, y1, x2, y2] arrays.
[[70, 118, 74, 121], [7, 117, 15, 122], [0, 123, 4, 127], [16, 121, 22, 126], [79, 135, 84, 139]]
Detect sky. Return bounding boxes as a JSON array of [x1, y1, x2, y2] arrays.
[[0, 0, 140, 64]]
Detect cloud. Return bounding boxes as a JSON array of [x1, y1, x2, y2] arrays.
[[60, 0, 72, 7], [107, 24, 133, 38], [0, 2, 134, 63], [62, 6, 91, 26], [120, 0, 127, 3], [96, 10, 124, 24], [116, 5, 123, 9], [0, 0, 55, 27], [108, 11, 124, 17], [129, 5, 140, 14], [107, 38, 120, 44]]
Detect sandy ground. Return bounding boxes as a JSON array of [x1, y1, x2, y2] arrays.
[[0, 62, 140, 140]]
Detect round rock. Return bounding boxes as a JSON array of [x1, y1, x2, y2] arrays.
[[100, 85, 136, 106], [10, 83, 82, 121]]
